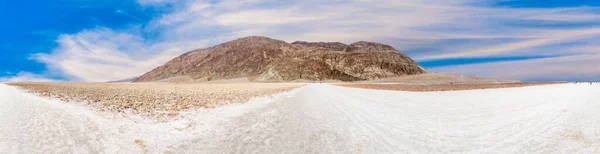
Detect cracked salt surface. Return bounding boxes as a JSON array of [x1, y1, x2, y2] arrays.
[[0, 83, 599, 153]]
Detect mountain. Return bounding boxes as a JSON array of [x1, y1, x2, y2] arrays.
[[135, 36, 427, 82], [106, 76, 140, 83]]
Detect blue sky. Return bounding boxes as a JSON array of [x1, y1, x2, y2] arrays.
[[0, 0, 165, 80], [0, 0, 599, 82]]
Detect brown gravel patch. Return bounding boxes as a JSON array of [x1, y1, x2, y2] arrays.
[[335, 82, 562, 92], [8, 82, 304, 116], [134, 139, 149, 153]]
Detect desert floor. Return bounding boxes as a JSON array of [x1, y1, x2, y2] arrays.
[[1, 83, 599, 153], [336, 82, 558, 92], [7, 82, 304, 117]]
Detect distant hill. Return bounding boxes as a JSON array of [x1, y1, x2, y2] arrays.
[[365, 73, 520, 84], [106, 76, 140, 83], [136, 36, 427, 82]]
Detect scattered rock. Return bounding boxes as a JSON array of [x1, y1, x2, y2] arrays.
[[134, 139, 148, 153], [8, 82, 304, 117]]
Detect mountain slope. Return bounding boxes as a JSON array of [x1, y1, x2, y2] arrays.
[[136, 36, 426, 82], [106, 76, 140, 83]]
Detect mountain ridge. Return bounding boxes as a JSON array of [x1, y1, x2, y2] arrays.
[[136, 36, 427, 82]]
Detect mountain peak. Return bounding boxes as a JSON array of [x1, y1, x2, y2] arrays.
[[233, 36, 283, 43], [221, 36, 290, 48], [291, 41, 350, 51], [350, 41, 397, 52]]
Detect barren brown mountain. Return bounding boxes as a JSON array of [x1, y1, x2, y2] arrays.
[[136, 36, 427, 82]]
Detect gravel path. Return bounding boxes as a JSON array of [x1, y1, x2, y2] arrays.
[[1, 83, 599, 153]]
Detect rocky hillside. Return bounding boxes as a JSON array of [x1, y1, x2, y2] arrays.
[[136, 36, 426, 82]]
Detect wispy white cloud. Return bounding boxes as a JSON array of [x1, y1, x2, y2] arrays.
[[429, 52, 600, 81], [152, 0, 600, 46], [28, 0, 600, 81], [426, 39, 600, 81], [33, 28, 208, 82], [0, 72, 57, 83], [417, 27, 600, 60]]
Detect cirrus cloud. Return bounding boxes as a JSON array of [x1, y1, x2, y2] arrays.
[[29, 0, 600, 82]]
